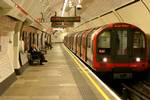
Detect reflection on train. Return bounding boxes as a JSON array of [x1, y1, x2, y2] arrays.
[[64, 23, 148, 79]]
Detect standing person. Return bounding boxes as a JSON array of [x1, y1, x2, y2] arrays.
[[49, 42, 53, 49], [45, 41, 52, 50], [45, 41, 49, 49], [28, 44, 47, 65]]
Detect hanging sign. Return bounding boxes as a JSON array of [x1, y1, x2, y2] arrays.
[[51, 16, 80, 22], [51, 22, 74, 28]]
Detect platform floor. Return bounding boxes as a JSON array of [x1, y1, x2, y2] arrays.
[[0, 44, 120, 100]]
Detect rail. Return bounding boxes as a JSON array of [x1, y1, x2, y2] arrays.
[[122, 82, 150, 100]]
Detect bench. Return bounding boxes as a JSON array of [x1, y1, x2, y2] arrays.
[[27, 53, 41, 65]]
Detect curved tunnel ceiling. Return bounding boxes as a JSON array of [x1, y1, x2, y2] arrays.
[[1, 0, 150, 34], [78, 0, 132, 22], [2, 0, 137, 25], [36, 0, 135, 23]]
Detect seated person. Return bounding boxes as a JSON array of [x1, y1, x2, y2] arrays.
[[28, 44, 47, 65]]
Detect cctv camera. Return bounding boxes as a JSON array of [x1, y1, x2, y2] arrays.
[[76, 4, 82, 10]]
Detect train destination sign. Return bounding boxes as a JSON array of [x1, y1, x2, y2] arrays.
[[51, 16, 80, 22]]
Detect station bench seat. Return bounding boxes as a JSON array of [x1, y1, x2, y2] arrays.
[[27, 53, 41, 65]]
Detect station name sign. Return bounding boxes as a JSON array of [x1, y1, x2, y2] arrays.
[[51, 16, 81, 22], [51, 22, 74, 28]]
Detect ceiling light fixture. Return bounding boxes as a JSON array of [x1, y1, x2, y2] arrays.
[[61, 0, 69, 16]]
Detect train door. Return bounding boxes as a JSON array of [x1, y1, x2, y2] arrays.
[[73, 33, 78, 53], [82, 30, 91, 61], [86, 30, 96, 66], [111, 29, 130, 63], [77, 32, 82, 57]]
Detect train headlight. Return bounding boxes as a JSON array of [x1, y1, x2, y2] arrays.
[[103, 57, 108, 62], [136, 57, 140, 62]]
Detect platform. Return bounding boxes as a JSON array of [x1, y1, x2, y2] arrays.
[[0, 43, 121, 100]]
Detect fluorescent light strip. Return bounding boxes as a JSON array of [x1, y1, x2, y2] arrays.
[[61, 0, 69, 16], [78, 0, 81, 4]]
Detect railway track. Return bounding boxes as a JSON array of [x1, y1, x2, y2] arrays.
[[98, 71, 150, 100], [121, 80, 150, 100]]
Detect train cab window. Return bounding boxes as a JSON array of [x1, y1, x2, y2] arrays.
[[97, 31, 110, 54], [98, 31, 110, 48], [133, 31, 145, 48], [132, 30, 145, 55]]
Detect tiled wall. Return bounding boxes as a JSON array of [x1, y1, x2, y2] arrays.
[[0, 16, 17, 82]]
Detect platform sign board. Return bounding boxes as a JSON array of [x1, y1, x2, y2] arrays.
[[51, 16, 80, 22], [51, 22, 74, 28]]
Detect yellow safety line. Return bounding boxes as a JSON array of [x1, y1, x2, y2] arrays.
[[64, 46, 110, 100]]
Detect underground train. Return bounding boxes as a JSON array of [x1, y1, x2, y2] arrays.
[[64, 23, 149, 79]]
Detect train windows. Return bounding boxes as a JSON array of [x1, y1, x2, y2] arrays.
[[133, 30, 145, 48], [114, 29, 145, 56], [116, 30, 127, 55], [132, 30, 145, 55], [98, 29, 128, 55], [97, 31, 110, 48], [97, 29, 145, 56], [97, 31, 111, 55]]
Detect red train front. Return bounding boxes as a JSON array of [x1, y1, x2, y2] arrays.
[[64, 23, 148, 79]]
